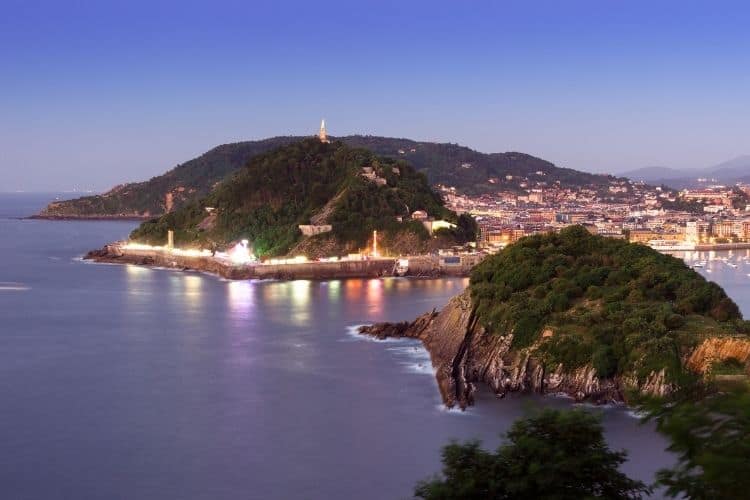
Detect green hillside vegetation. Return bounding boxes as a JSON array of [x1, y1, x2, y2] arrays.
[[341, 135, 620, 195], [421, 391, 750, 499], [40, 137, 299, 217], [38, 135, 627, 217], [416, 408, 649, 499], [130, 139, 475, 256], [470, 226, 750, 384]]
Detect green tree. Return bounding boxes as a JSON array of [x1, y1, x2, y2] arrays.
[[415, 409, 649, 499], [642, 385, 750, 499], [455, 213, 478, 243]]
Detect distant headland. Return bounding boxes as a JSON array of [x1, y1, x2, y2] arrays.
[[35, 132, 621, 220]]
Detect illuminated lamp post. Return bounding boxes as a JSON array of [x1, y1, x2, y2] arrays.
[[230, 239, 252, 264], [373, 230, 378, 257]]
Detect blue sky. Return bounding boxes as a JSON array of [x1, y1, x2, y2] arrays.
[[2, 0, 749, 191]]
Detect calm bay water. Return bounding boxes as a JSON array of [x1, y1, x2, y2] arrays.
[[6, 194, 749, 499]]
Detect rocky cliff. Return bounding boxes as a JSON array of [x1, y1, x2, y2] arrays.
[[359, 290, 719, 409], [686, 337, 750, 374]]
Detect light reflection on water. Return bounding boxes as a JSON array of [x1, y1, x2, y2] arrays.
[[290, 280, 311, 308], [124, 264, 154, 312], [182, 275, 203, 311], [288, 280, 312, 326], [366, 279, 384, 316], [326, 280, 341, 301], [227, 280, 254, 319], [343, 278, 364, 302]]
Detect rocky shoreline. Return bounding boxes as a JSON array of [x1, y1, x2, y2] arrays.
[[84, 245, 248, 278], [359, 290, 686, 409]]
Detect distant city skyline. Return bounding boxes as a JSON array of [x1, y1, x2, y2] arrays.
[[2, 0, 749, 191]]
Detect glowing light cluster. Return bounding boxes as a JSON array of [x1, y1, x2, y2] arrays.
[[431, 220, 457, 231], [266, 255, 308, 265], [229, 239, 255, 264], [172, 248, 212, 258], [122, 241, 210, 258], [122, 242, 162, 251]]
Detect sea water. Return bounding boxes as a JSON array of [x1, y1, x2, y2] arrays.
[[5, 194, 740, 499]]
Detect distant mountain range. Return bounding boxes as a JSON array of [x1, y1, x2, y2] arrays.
[[620, 155, 750, 188], [37, 135, 623, 219]]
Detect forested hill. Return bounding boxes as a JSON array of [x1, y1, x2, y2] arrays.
[[37, 136, 301, 218], [470, 226, 750, 387], [37, 135, 618, 218], [341, 136, 616, 194], [129, 139, 475, 257]]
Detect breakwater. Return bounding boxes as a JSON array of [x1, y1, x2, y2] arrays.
[[85, 244, 478, 280], [694, 243, 750, 251]]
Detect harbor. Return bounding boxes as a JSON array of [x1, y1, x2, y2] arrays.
[[648, 240, 750, 253]]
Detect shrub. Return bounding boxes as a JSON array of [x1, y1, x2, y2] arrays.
[[416, 409, 649, 499], [593, 345, 618, 378]]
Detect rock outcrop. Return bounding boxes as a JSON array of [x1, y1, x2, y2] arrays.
[[360, 290, 680, 409], [686, 337, 750, 374]]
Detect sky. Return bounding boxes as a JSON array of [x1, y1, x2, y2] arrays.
[[1, 0, 749, 191]]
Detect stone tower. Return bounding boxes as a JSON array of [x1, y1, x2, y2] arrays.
[[318, 119, 329, 143]]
